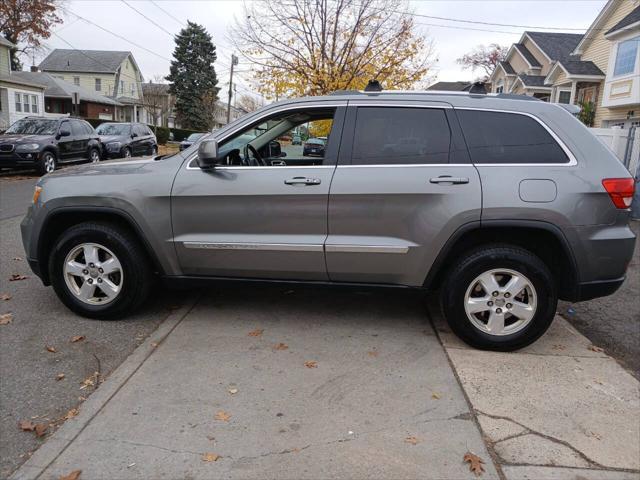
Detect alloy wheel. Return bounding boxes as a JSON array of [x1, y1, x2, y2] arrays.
[[463, 268, 537, 336], [91, 149, 100, 163], [63, 243, 123, 305], [43, 154, 56, 173]]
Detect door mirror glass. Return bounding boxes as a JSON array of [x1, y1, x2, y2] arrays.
[[131, 132, 138, 138], [197, 139, 219, 168], [58, 128, 71, 137]]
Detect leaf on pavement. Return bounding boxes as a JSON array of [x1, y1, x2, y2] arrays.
[[79, 375, 95, 390], [0, 293, 11, 301], [463, 452, 485, 476], [59, 470, 82, 480], [64, 408, 79, 420], [19, 420, 36, 431], [34, 423, 48, 437], [228, 387, 238, 395], [405, 436, 419, 445], [215, 410, 231, 422], [45, 345, 57, 353], [0, 313, 13, 325], [202, 453, 220, 462], [248, 328, 263, 337], [9, 274, 28, 281], [432, 393, 441, 400], [367, 350, 379, 357], [304, 361, 318, 369], [588, 345, 604, 353], [70, 335, 85, 343], [56, 373, 66, 381], [273, 343, 288, 350]]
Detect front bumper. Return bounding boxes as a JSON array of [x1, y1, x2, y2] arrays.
[[0, 152, 39, 168]]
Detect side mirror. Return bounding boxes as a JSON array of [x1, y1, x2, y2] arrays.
[[197, 139, 219, 169], [58, 128, 71, 138], [131, 132, 138, 138]]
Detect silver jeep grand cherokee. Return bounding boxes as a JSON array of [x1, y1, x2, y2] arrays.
[[20, 90, 636, 351]]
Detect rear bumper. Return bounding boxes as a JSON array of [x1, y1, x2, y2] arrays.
[[574, 277, 626, 302]]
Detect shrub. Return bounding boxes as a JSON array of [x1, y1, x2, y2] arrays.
[[155, 126, 170, 145]]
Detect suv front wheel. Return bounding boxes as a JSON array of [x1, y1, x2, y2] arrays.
[[49, 222, 152, 319], [37, 151, 57, 175], [441, 245, 557, 351]]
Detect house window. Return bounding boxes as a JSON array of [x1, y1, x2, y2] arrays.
[[23, 94, 30, 113], [496, 85, 504, 93], [31, 95, 38, 113], [614, 37, 639, 76], [14, 92, 21, 112], [120, 80, 124, 94], [95, 78, 101, 91], [73, 76, 80, 86], [558, 90, 571, 104]]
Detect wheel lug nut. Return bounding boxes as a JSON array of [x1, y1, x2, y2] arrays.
[[82, 269, 88, 275], [97, 278, 103, 283], [504, 292, 511, 298], [506, 303, 512, 309], [496, 308, 502, 314], [492, 291, 499, 297], [87, 279, 93, 284], [98, 268, 104, 273], [487, 301, 494, 306]]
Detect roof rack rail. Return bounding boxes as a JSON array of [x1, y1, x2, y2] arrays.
[[495, 93, 541, 101], [330, 89, 362, 96]]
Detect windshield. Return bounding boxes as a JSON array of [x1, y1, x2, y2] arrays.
[[5, 118, 58, 135], [96, 124, 130, 136], [306, 138, 325, 145], [187, 133, 204, 141]]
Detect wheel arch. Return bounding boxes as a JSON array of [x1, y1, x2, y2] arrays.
[[424, 220, 579, 301], [37, 207, 164, 285]]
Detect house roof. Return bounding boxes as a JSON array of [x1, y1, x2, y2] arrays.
[[0, 36, 14, 48], [516, 74, 548, 87], [513, 44, 542, 68], [525, 31, 584, 62], [0, 73, 47, 89], [559, 60, 605, 76], [142, 82, 171, 95], [39, 49, 131, 73], [12, 71, 122, 106], [426, 81, 472, 91], [499, 61, 516, 75], [606, 4, 640, 35]]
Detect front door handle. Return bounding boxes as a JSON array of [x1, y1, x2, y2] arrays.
[[284, 177, 321, 186], [429, 175, 469, 185]]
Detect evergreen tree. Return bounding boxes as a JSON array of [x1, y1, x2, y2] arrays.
[[166, 22, 219, 131]]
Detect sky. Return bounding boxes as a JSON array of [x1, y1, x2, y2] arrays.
[[36, 0, 609, 99]]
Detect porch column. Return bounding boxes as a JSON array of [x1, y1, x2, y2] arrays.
[[569, 81, 577, 104], [133, 104, 137, 122]]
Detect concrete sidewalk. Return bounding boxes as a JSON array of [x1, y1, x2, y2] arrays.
[[12, 287, 498, 480]]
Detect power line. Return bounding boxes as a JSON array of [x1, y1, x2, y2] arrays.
[[121, 0, 175, 37], [149, 0, 186, 26]]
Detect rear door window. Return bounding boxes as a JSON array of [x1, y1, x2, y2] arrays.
[[351, 107, 451, 165], [70, 120, 85, 137], [456, 110, 569, 164]]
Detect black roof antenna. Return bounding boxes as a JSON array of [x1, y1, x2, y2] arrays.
[[468, 81, 487, 94], [364, 79, 383, 92]]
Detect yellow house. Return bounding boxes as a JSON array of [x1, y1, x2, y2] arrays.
[[38, 49, 146, 123]]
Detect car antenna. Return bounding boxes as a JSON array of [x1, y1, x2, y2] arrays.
[[364, 79, 383, 93]]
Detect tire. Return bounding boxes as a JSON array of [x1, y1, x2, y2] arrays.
[[89, 148, 101, 163], [37, 151, 57, 175], [49, 222, 152, 319], [123, 147, 132, 159], [149, 145, 157, 156], [440, 244, 557, 351]]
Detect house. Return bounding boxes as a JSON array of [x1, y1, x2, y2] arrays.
[[212, 100, 246, 129], [563, 0, 640, 128], [12, 71, 121, 120], [489, 0, 639, 128], [141, 81, 178, 128], [0, 36, 47, 130], [38, 49, 146, 123]]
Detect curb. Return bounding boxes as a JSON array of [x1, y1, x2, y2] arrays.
[[10, 293, 201, 480]]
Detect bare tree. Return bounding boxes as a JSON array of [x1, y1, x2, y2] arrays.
[[236, 94, 262, 113], [457, 44, 508, 80], [142, 75, 173, 129], [230, 0, 435, 99]]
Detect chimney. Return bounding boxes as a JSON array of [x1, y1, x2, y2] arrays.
[[30, 65, 38, 72]]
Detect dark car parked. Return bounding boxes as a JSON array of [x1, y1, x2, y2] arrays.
[[0, 117, 101, 175], [179, 132, 206, 151], [302, 137, 325, 156], [96, 122, 157, 159]]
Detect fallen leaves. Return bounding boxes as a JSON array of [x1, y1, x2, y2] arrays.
[[79, 373, 98, 390], [367, 350, 379, 357], [273, 343, 288, 351], [45, 345, 57, 353], [56, 373, 66, 381], [202, 453, 220, 462], [304, 361, 318, 369], [588, 345, 604, 353], [228, 387, 238, 395], [0, 313, 13, 325], [63, 408, 79, 420], [9, 274, 28, 281], [70, 335, 85, 343], [19, 420, 48, 437], [59, 470, 82, 480], [35, 423, 48, 437], [0, 293, 11, 301], [463, 452, 485, 476], [248, 328, 263, 337], [432, 393, 441, 400], [214, 410, 231, 422], [405, 436, 420, 445]]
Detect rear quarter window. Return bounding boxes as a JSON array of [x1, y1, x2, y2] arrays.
[[456, 110, 569, 164]]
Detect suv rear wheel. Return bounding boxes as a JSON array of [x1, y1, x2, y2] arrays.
[[49, 222, 152, 319], [441, 245, 557, 351]]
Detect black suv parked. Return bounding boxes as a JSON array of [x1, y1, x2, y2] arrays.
[[0, 117, 101, 175], [96, 122, 158, 159]]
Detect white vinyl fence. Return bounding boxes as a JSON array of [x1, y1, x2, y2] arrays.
[[590, 127, 640, 177]]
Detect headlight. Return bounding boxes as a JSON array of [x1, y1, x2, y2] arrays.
[[16, 143, 40, 152], [106, 142, 122, 151]]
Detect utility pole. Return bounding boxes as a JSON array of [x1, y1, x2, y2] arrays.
[[226, 54, 238, 124]]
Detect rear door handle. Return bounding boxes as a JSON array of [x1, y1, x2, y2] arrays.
[[429, 176, 469, 185], [284, 177, 321, 186]]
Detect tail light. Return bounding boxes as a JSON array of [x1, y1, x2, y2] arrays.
[[602, 178, 635, 209]]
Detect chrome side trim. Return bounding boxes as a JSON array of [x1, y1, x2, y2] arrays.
[[325, 244, 410, 254], [183, 242, 324, 252], [454, 107, 578, 166], [186, 162, 334, 171]]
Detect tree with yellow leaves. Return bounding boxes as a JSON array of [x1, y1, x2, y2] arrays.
[[231, 0, 435, 100]]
